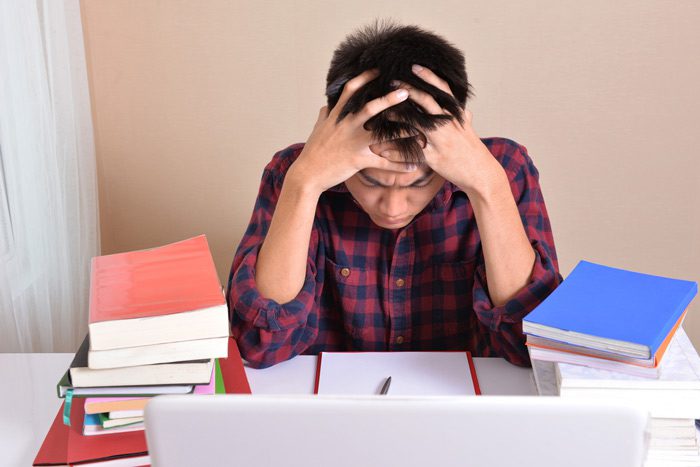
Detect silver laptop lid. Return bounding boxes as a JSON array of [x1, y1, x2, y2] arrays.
[[145, 395, 648, 467]]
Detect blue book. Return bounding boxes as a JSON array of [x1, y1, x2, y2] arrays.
[[523, 260, 697, 359], [83, 412, 144, 436]]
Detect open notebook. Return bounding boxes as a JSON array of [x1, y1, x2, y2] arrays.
[[314, 351, 480, 395]]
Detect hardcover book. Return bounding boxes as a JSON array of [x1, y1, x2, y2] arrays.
[[87, 335, 228, 370], [83, 412, 144, 436], [83, 363, 216, 414], [88, 235, 229, 351], [66, 335, 214, 388]]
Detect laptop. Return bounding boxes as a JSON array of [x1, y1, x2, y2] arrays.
[[145, 395, 648, 467]]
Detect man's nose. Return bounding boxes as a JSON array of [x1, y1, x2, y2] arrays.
[[379, 189, 406, 218]]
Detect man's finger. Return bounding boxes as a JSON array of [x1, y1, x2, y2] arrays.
[[332, 69, 380, 117], [463, 108, 473, 124], [355, 88, 409, 123], [412, 64, 454, 96], [392, 81, 444, 115], [363, 153, 418, 173]]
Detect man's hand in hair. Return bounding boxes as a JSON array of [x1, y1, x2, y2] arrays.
[[288, 69, 418, 196], [389, 65, 508, 200]]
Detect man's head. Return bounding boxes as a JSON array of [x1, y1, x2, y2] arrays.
[[326, 21, 473, 164], [344, 155, 444, 230]]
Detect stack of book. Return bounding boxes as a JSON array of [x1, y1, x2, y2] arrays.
[[556, 328, 700, 467], [57, 334, 221, 437], [524, 260, 699, 466], [35, 337, 250, 466], [34, 236, 250, 466]]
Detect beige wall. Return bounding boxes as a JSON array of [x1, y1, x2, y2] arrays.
[[80, 0, 700, 347]]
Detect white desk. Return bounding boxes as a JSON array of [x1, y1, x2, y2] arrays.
[[0, 353, 536, 465]]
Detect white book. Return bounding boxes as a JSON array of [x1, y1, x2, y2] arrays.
[[649, 418, 697, 429], [83, 411, 144, 436], [648, 418, 699, 440], [83, 422, 144, 436], [66, 384, 194, 397], [76, 455, 151, 467], [109, 409, 145, 419], [646, 444, 700, 459], [71, 359, 213, 388], [88, 336, 228, 369], [102, 416, 144, 429], [530, 359, 558, 396], [528, 346, 660, 378], [649, 436, 698, 449], [556, 328, 700, 419]]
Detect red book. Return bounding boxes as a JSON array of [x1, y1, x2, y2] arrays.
[[219, 337, 252, 394], [33, 338, 251, 466], [33, 400, 148, 466], [88, 235, 229, 351]]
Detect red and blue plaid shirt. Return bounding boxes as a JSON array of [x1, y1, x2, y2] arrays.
[[227, 138, 561, 368]]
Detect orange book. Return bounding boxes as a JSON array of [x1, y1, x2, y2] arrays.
[[84, 397, 150, 414], [527, 309, 687, 371], [88, 235, 229, 351]]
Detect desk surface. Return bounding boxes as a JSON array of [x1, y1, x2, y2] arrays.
[[0, 353, 534, 465]]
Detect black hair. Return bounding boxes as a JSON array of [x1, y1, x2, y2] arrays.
[[326, 20, 473, 163]]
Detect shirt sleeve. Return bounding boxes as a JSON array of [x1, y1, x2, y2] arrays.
[[226, 148, 323, 369], [471, 140, 563, 366]]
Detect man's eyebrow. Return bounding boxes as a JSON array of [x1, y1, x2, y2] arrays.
[[358, 168, 435, 188]]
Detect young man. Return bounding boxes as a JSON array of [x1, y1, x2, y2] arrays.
[[227, 23, 561, 369]]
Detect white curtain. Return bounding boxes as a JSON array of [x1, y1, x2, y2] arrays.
[[0, 0, 99, 352]]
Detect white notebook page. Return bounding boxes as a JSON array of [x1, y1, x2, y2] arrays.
[[315, 351, 478, 395]]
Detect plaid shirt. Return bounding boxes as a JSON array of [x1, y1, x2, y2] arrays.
[[227, 138, 561, 369]]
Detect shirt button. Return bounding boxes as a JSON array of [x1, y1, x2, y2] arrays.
[[395, 278, 405, 287], [396, 336, 405, 344], [340, 268, 351, 278]]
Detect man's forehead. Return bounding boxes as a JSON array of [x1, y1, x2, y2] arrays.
[[359, 165, 434, 186]]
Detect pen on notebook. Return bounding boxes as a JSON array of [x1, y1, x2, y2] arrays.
[[379, 376, 392, 395]]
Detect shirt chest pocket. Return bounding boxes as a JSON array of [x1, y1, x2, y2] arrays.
[[407, 259, 478, 340], [428, 258, 477, 306], [323, 257, 381, 343]]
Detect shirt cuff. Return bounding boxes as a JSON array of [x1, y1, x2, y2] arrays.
[[472, 239, 561, 332], [230, 248, 318, 332]]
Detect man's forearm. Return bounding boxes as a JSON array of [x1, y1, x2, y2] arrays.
[[256, 167, 321, 304], [464, 164, 536, 307]]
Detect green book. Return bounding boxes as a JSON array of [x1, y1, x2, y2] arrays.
[[97, 412, 144, 429], [215, 358, 225, 394]]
